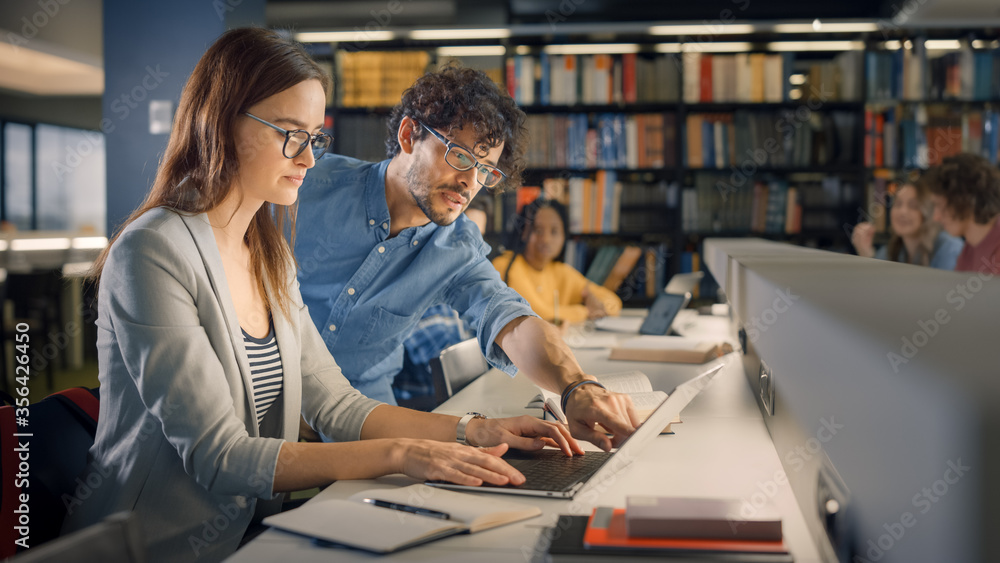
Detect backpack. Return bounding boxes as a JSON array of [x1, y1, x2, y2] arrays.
[[0, 387, 100, 557]]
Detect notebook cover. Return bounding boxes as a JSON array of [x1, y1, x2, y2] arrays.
[[546, 515, 794, 562], [584, 508, 790, 555]]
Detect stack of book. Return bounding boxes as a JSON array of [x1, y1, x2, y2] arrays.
[[684, 110, 858, 169], [680, 175, 845, 236], [566, 170, 621, 234], [868, 44, 1000, 101], [507, 53, 681, 106], [543, 497, 791, 562], [682, 52, 791, 103], [336, 51, 429, 107], [680, 51, 861, 103], [524, 113, 673, 170], [562, 241, 675, 301], [874, 105, 1000, 168]]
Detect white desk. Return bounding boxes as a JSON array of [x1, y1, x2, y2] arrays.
[[228, 314, 822, 562]]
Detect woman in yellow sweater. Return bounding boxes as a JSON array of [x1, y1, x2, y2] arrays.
[[493, 198, 622, 323]]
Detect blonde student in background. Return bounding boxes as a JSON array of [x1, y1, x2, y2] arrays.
[[64, 28, 579, 563], [494, 198, 622, 324], [851, 175, 963, 270]]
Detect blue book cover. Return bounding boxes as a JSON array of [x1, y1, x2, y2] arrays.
[[702, 120, 714, 169], [600, 114, 614, 169], [539, 52, 550, 106], [654, 243, 669, 290], [513, 56, 523, 104], [615, 114, 627, 168], [901, 119, 916, 168], [865, 52, 877, 99], [602, 170, 617, 233]]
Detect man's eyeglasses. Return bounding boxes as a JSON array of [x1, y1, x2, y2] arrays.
[[244, 112, 332, 160], [418, 122, 506, 189]]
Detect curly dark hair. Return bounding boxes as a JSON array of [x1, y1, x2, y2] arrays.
[[385, 65, 527, 192], [921, 153, 1000, 224]]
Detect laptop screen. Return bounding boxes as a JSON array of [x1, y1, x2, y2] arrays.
[[639, 292, 690, 335]]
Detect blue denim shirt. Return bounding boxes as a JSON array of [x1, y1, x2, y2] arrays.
[[874, 230, 964, 270], [294, 154, 537, 404]]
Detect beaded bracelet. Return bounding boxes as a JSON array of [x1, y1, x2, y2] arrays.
[[560, 380, 606, 416]]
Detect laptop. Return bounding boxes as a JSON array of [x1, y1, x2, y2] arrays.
[[664, 271, 704, 295], [427, 363, 723, 498], [594, 290, 691, 335]]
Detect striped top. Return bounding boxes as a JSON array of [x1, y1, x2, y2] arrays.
[[242, 323, 283, 425]]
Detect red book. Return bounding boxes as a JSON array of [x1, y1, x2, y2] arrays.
[[700, 55, 713, 102], [505, 57, 516, 99], [623, 53, 637, 104], [516, 186, 541, 214], [584, 508, 790, 555], [874, 112, 885, 168]]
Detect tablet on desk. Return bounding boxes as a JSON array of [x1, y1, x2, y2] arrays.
[[639, 292, 691, 336], [593, 292, 692, 335]]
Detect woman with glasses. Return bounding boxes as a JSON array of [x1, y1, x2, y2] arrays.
[[64, 28, 578, 562]]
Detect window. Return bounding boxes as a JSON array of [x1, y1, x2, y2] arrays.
[[35, 124, 106, 232], [1, 121, 106, 234], [3, 123, 33, 231]]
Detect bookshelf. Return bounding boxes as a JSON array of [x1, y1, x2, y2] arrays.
[[315, 32, 1000, 306]]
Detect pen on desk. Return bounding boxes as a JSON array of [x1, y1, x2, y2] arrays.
[[543, 397, 568, 425], [362, 498, 450, 520]]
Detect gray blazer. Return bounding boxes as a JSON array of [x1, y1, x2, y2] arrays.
[[61, 208, 381, 562]]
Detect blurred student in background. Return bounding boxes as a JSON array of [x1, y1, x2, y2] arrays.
[[851, 176, 963, 269], [922, 153, 1000, 275], [493, 198, 621, 324]]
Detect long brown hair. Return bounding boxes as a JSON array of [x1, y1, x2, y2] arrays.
[[90, 27, 330, 319], [886, 180, 938, 267]]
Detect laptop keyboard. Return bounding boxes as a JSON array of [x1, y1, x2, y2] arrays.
[[500, 449, 613, 491]]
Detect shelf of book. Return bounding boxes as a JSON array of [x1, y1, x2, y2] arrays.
[[316, 32, 1000, 305]]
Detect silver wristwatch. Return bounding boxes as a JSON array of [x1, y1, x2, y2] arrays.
[[456, 412, 487, 446]]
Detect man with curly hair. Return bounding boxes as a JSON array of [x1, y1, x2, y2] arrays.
[[294, 67, 636, 451], [922, 153, 1000, 275]]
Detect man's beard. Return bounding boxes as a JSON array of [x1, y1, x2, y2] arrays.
[[405, 161, 467, 227]]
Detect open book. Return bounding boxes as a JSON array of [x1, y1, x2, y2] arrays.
[[527, 371, 680, 434], [263, 484, 541, 553], [610, 336, 733, 364]]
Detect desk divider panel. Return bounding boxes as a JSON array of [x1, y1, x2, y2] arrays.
[[704, 238, 999, 563]]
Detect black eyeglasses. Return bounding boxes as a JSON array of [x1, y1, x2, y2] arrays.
[[418, 122, 506, 189], [244, 112, 332, 160]]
